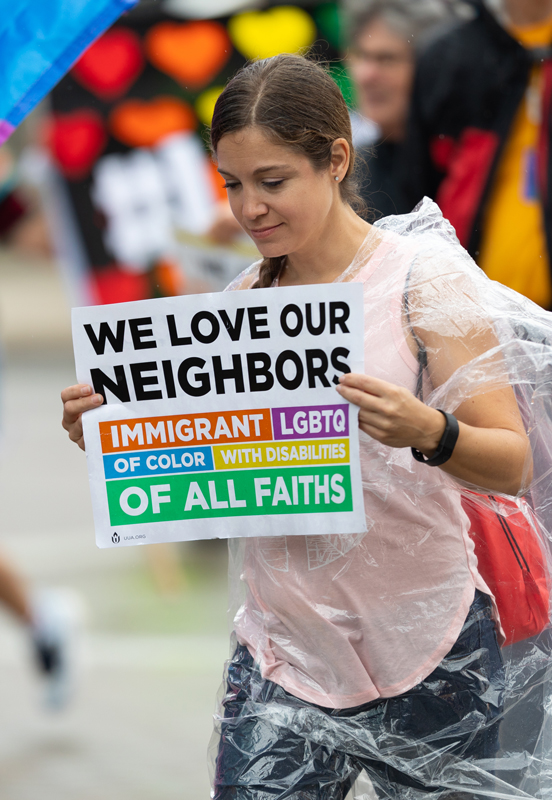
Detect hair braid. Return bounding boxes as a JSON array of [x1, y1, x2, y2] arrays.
[[255, 256, 286, 289]]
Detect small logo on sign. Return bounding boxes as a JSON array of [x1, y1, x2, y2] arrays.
[[112, 532, 120, 543]]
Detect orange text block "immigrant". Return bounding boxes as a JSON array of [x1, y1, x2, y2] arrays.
[[99, 409, 273, 453]]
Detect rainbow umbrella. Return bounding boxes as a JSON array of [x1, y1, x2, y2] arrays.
[[0, 0, 138, 143]]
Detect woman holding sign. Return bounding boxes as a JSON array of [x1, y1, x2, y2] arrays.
[[62, 55, 552, 799]]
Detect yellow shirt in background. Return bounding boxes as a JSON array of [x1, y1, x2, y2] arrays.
[[478, 18, 552, 308]]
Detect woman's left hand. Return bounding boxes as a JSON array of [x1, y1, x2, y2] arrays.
[[336, 372, 445, 456]]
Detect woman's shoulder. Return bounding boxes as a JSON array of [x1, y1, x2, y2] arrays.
[[224, 259, 262, 292], [373, 199, 480, 287]]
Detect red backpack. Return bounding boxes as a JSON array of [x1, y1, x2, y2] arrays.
[[404, 271, 551, 645], [461, 492, 550, 646]]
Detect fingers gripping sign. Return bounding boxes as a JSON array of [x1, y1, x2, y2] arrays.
[[336, 373, 445, 457], [61, 384, 104, 451]]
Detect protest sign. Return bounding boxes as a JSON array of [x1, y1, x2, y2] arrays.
[[72, 283, 366, 547]]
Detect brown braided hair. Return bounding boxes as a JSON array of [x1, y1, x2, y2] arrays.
[[210, 54, 365, 288]]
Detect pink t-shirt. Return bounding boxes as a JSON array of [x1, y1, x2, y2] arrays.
[[232, 228, 491, 709]]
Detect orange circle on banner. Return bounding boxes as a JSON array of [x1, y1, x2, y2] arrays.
[[145, 21, 231, 89], [109, 96, 197, 148]]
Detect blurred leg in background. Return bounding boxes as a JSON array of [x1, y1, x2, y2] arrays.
[[0, 551, 75, 709]]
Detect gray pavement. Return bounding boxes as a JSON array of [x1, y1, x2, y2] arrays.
[[0, 252, 229, 799]]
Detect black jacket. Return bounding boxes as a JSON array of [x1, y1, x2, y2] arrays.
[[402, 0, 552, 263], [357, 141, 411, 221]]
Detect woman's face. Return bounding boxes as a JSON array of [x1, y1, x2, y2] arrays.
[[216, 127, 339, 260]]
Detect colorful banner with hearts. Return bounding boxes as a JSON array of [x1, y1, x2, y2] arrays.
[[44, 2, 345, 307], [0, 0, 138, 144]]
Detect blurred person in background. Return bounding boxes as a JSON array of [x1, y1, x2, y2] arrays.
[[0, 146, 51, 257], [0, 146, 72, 709], [402, 0, 552, 307], [0, 554, 73, 709], [401, 4, 552, 781], [346, 0, 460, 219]]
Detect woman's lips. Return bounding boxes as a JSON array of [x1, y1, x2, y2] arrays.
[[248, 223, 282, 240]]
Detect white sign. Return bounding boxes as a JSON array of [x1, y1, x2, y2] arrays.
[[72, 283, 367, 547]]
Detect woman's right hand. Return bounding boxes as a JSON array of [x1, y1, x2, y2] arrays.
[[61, 384, 104, 451]]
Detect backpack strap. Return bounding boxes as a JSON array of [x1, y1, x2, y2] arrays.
[[403, 260, 428, 401]]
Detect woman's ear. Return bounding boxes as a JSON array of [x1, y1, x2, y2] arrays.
[[330, 138, 350, 182]]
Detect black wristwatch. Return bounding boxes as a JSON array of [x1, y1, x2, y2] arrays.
[[411, 410, 459, 467]]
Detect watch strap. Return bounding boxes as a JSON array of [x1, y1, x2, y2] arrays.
[[411, 410, 459, 467]]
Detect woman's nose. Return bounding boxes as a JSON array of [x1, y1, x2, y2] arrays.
[[241, 189, 268, 220]]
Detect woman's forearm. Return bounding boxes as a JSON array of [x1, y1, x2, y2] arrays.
[[336, 374, 532, 497], [412, 404, 531, 495], [438, 423, 532, 496]]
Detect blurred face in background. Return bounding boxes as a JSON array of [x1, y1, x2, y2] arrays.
[[348, 16, 414, 142]]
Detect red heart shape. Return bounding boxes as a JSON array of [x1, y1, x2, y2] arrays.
[[72, 28, 144, 100], [91, 266, 150, 304], [46, 111, 107, 179]]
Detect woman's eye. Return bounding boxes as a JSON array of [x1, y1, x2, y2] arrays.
[[223, 182, 239, 190], [263, 180, 284, 189]]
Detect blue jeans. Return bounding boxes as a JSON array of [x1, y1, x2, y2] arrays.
[[213, 591, 505, 799]]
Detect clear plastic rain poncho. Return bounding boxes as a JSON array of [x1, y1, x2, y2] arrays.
[[208, 198, 552, 800]]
